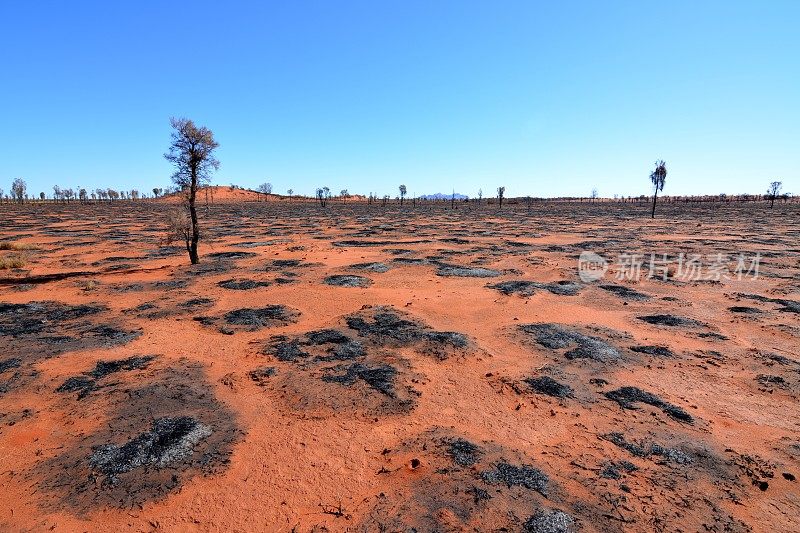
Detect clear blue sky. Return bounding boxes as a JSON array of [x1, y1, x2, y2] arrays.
[[1, 1, 797, 198]]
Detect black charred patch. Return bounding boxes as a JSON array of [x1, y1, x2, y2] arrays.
[[218, 279, 271, 290], [728, 306, 763, 315], [638, 314, 702, 327], [0, 301, 104, 337], [57, 355, 156, 400], [489, 280, 582, 297], [605, 386, 694, 423], [602, 432, 692, 464], [630, 345, 674, 357], [524, 376, 574, 398], [207, 251, 257, 260], [223, 305, 299, 330], [36, 361, 240, 512], [435, 263, 501, 278], [520, 323, 621, 362], [248, 366, 276, 385], [323, 274, 372, 288], [349, 262, 391, 273], [345, 307, 471, 359], [322, 363, 397, 396], [598, 284, 650, 301], [0, 358, 21, 373], [447, 438, 484, 467]]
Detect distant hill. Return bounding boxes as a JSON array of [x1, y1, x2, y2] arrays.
[[419, 192, 469, 200]]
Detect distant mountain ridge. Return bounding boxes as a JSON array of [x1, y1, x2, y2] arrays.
[[419, 192, 469, 200]]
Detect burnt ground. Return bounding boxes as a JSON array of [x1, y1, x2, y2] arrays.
[[0, 200, 798, 531]]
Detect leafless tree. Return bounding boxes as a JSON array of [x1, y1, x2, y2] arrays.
[[591, 188, 598, 202], [767, 181, 782, 208], [11, 178, 26, 203], [164, 117, 220, 264], [649, 160, 667, 219], [497, 186, 505, 209], [399, 184, 407, 206]]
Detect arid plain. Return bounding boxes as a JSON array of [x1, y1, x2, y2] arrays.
[[1, 197, 798, 532]]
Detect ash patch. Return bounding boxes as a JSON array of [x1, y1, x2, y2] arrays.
[[218, 279, 271, 290], [605, 386, 694, 423], [489, 280, 582, 297], [523, 508, 577, 533], [35, 361, 240, 512], [436, 262, 501, 278], [524, 375, 574, 398], [323, 274, 372, 288], [90, 417, 212, 484], [520, 323, 621, 362], [482, 462, 549, 495], [349, 262, 391, 273]]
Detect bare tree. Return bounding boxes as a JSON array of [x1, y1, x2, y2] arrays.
[[767, 181, 782, 208], [11, 178, 26, 203], [591, 188, 598, 202], [649, 160, 667, 219], [79, 188, 88, 202], [164, 117, 220, 264], [399, 184, 407, 206], [497, 186, 505, 209]]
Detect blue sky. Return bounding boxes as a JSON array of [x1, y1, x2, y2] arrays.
[[1, 1, 797, 198]]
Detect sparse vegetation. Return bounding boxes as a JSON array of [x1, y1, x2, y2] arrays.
[[497, 186, 505, 209], [399, 184, 407, 206]]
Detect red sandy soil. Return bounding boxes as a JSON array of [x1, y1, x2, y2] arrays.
[[0, 201, 797, 532], [157, 185, 366, 203]]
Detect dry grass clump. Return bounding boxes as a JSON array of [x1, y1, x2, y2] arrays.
[[0, 255, 27, 269], [0, 241, 36, 251]]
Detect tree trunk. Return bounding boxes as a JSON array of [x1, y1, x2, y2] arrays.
[[188, 171, 200, 264], [770, 195, 775, 208], [651, 190, 658, 218]]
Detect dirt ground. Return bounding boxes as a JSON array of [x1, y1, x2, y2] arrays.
[[0, 199, 798, 532]]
